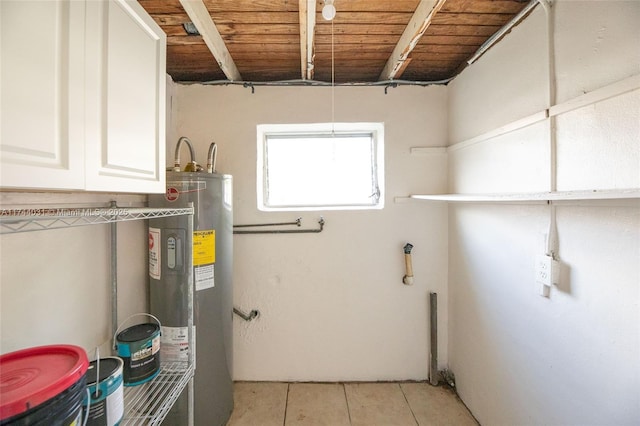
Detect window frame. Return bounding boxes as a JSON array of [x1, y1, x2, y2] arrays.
[[257, 122, 385, 211]]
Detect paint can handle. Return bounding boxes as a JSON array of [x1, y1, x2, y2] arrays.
[[113, 313, 162, 350]]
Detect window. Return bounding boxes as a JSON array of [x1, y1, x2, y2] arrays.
[[257, 122, 384, 211]]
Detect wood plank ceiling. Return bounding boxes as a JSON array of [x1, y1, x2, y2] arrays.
[[138, 0, 533, 84]]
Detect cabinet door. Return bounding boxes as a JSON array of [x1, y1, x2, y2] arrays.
[[85, 0, 166, 193], [0, 1, 85, 190]]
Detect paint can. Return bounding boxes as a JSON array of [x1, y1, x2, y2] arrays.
[[84, 357, 124, 426], [0, 345, 89, 425], [115, 314, 161, 386]]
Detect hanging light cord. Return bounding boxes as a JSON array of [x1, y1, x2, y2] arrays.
[[331, 17, 335, 135]]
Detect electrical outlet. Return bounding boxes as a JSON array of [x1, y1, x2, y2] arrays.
[[536, 254, 560, 297], [536, 255, 553, 286]]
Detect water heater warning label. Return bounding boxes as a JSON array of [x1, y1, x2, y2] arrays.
[[160, 326, 190, 363], [193, 230, 215, 265], [193, 230, 215, 291], [195, 264, 215, 291], [149, 228, 161, 279]]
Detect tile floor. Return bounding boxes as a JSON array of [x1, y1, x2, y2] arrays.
[[226, 382, 478, 426]]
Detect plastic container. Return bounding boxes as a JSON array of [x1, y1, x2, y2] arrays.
[[0, 345, 89, 425]]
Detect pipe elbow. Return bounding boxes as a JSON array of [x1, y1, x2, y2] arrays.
[[403, 275, 414, 286]]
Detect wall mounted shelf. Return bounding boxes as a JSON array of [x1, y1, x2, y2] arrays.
[[395, 189, 640, 204]]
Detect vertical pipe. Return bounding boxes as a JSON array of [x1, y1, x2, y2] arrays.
[[429, 292, 439, 386], [539, 0, 557, 193], [539, 0, 560, 260]]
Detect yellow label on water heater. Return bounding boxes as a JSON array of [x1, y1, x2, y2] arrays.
[[193, 230, 215, 265]]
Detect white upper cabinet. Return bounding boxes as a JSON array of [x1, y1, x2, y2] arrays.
[[0, 0, 166, 193], [0, 1, 86, 190], [84, 0, 166, 192]]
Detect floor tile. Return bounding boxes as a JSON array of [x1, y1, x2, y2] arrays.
[[285, 383, 351, 426], [226, 382, 288, 426], [401, 383, 478, 426], [345, 383, 418, 426]]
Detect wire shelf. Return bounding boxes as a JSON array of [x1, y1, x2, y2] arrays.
[[0, 206, 194, 234], [121, 361, 194, 426], [1, 202, 196, 423]]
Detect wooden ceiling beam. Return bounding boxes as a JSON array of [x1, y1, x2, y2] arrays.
[[378, 0, 447, 81], [299, 0, 316, 80], [178, 0, 242, 81]]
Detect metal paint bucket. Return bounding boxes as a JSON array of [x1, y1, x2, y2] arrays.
[[0, 345, 89, 425], [84, 357, 124, 426], [114, 314, 161, 386]]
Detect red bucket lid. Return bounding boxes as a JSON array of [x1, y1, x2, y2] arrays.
[[0, 345, 89, 420]]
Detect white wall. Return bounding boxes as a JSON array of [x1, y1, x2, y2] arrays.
[[447, 2, 640, 425], [0, 193, 148, 356], [175, 84, 449, 381]]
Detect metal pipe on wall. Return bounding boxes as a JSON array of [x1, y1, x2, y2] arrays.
[[233, 218, 301, 228], [233, 218, 325, 234], [233, 307, 260, 321]]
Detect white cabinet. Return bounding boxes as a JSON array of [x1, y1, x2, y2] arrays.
[[84, 0, 166, 192], [0, 0, 166, 193], [0, 1, 86, 189]]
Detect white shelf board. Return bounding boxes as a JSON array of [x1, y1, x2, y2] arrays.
[[407, 189, 640, 203]]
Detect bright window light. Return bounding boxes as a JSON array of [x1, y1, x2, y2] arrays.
[[257, 123, 384, 211]]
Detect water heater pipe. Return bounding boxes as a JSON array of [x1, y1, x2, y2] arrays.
[[207, 142, 218, 173], [173, 136, 199, 172], [403, 243, 414, 285]]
